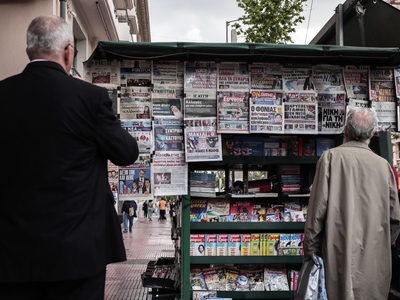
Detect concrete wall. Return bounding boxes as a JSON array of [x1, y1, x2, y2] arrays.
[[0, 1, 58, 80]]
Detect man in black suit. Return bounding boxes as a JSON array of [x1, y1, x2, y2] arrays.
[[0, 15, 139, 299]]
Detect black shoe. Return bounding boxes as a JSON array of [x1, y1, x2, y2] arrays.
[[129, 230, 132, 233]]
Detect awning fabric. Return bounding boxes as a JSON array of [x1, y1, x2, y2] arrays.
[[87, 41, 400, 67]]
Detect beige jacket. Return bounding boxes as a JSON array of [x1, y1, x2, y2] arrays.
[[304, 141, 400, 300]]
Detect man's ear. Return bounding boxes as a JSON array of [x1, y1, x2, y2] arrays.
[[370, 130, 376, 139], [63, 46, 73, 74]]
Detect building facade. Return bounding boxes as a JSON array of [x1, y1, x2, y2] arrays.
[[0, 0, 150, 80]]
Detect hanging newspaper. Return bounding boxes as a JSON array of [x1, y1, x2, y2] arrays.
[[250, 63, 283, 90], [120, 119, 152, 154], [217, 91, 250, 133], [184, 62, 217, 90], [217, 62, 249, 90], [153, 152, 188, 196], [249, 90, 284, 133], [347, 98, 369, 108], [105, 86, 118, 115], [83, 60, 120, 86], [282, 67, 314, 91], [395, 67, 400, 98], [316, 92, 346, 134], [369, 68, 396, 102], [369, 68, 397, 131], [312, 65, 345, 93], [118, 167, 152, 200], [343, 66, 369, 100], [283, 91, 318, 134], [119, 86, 151, 119], [184, 120, 222, 162], [108, 161, 119, 204], [120, 60, 151, 87], [153, 117, 184, 152], [184, 90, 217, 118], [371, 102, 397, 131], [151, 85, 184, 99], [152, 98, 184, 118], [395, 68, 400, 128], [152, 60, 184, 85]]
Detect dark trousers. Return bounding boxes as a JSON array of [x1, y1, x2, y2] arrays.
[[159, 209, 166, 220], [0, 270, 106, 300]]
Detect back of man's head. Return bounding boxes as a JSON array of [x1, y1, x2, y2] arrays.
[[26, 15, 73, 61], [345, 107, 377, 143]]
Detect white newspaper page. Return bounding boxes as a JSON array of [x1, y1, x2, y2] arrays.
[[249, 90, 284, 134], [283, 91, 318, 134], [153, 152, 188, 196], [316, 92, 346, 134]]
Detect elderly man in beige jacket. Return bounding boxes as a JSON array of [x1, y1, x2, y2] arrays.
[[304, 107, 400, 300]]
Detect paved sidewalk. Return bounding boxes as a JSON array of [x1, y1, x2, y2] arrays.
[[105, 215, 176, 300]]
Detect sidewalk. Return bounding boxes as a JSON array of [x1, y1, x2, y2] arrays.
[[105, 215, 176, 300]]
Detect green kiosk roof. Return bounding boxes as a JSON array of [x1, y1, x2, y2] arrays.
[[87, 41, 400, 67]]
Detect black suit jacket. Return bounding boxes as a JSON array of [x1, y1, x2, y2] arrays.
[[0, 61, 139, 282]]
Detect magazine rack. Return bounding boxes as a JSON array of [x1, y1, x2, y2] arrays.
[[181, 132, 393, 299]]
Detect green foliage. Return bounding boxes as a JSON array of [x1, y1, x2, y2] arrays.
[[248, 171, 268, 181], [234, 0, 307, 44]]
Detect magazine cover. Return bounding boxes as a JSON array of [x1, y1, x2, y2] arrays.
[[240, 234, 251, 256], [266, 233, 280, 256], [190, 198, 208, 222], [248, 270, 265, 291], [207, 198, 231, 219], [230, 199, 254, 215], [192, 291, 218, 300], [190, 268, 207, 290], [263, 267, 290, 291], [190, 234, 205, 256], [205, 234, 217, 256], [250, 233, 260, 256], [203, 267, 220, 290], [228, 234, 241, 256], [216, 234, 228, 256], [225, 268, 239, 291], [217, 267, 227, 291], [236, 269, 250, 291]]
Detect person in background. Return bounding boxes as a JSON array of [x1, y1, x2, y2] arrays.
[[303, 107, 400, 300], [122, 200, 136, 233], [142, 200, 148, 218], [169, 201, 175, 219], [0, 15, 138, 299], [147, 201, 154, 222], [158, 197, 167, 221], [155, 199, 160, 218]]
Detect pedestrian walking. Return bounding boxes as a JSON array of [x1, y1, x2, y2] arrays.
[[143, 200, 148, 218], [122, 200, 136, 233], [155, 200, 160, 218], [148, 201, 154, 222], [159, 197, 167, 221]]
